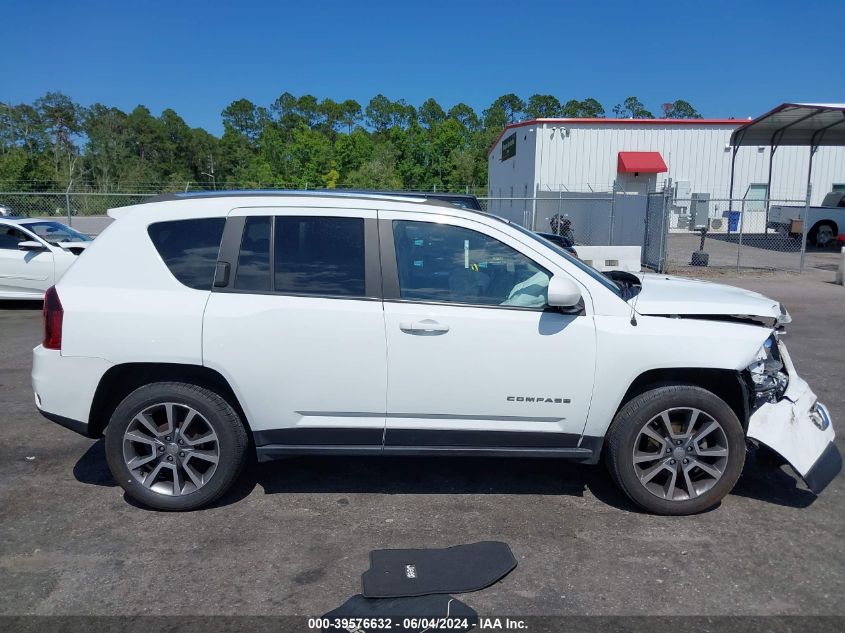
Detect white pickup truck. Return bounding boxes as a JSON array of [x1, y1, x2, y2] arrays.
[[768, 191, 845, 247]]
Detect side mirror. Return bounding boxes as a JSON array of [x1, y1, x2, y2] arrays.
[[17, 240, 46, 251], [547, 275, 582, 308]]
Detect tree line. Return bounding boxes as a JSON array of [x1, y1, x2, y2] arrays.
[[0, 93, 702, 193]]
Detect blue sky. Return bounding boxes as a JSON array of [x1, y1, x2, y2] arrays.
[[2, 0, 840, 135]]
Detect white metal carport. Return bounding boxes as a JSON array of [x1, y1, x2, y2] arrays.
[[729, 103, 845, 269]]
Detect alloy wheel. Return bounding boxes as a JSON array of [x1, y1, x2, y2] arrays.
[[632, 407, 729, 502], [815, 225, 834, 247], [122, 402, 220, 496]]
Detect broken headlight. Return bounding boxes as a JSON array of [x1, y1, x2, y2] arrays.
[[748, 335, 789, 407], [777, 303, 792, 325]]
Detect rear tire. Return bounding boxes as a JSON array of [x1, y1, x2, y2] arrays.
[[105, 382, 248, 511], [605, 385, 745, 515], [809, 222, 836, 248]]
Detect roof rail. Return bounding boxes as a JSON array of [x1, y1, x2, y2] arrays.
[[140, 189, 432, 205]]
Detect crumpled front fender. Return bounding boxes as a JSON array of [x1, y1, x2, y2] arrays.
[[746, 342, 842, 494]]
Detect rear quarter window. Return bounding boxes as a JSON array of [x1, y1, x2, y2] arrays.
[[147, 218, 225, 290]]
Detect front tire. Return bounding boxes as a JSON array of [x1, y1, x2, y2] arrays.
[[105, 382, 248, 511], [605, 386, 745, 515]]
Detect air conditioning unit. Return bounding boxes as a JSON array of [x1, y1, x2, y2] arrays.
[[708, 217, 726, 233], [674, 213, 690, 229]]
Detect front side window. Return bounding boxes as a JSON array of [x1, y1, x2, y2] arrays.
[[392, 220, 550, 308], [508, 221, 622, 297], [0, 226, 31, 250], [274, 216, 365, 297], [148, 218, 225, 290], [23, 221, 91, 244]]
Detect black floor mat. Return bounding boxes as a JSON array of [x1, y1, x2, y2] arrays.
[[361, 541, 517, 598], [321, 594, 477, 632]]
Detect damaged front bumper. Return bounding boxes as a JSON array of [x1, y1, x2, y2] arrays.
[[747, 341, 842, 494]]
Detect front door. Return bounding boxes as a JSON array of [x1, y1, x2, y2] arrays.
[[745, 183, 769, 233], [0, 224, 53, 297], [379, 211, 597, 451], [203, 208, 387, 451]]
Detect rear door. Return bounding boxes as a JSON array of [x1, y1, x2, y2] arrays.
[[202, 207, 387, 453], [0, 223, 54, 297], [379, 210, 597, 453]]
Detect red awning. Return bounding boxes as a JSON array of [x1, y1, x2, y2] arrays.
[[617, 152, 667, 174]]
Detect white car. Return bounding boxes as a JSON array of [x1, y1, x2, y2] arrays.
[[31, 192, 841, 513], [1, 218, 91, 300]]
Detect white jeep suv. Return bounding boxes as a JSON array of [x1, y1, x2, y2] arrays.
[[31, 192, 841, 513]]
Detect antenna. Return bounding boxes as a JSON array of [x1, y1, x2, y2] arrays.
[[629, 280, 642, 326]]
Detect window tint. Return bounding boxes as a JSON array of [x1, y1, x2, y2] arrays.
[[0, 226, 31, 250], [274, 216, 365, 297], [235, 216, 271, 291], [392, 220, 550, 308], [148, 218, 225, 290]]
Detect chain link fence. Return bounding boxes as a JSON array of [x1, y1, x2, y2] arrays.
[[0, 191, 156, 236], [664, 195, 813, 273], [480, 186, 672, 270], [2, 187, 832, 273], [0, 191, 155, 218], [480, 183, 840, 274]]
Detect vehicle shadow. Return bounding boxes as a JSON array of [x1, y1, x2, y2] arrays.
[[72, 439, 116, 487], [729, 447, 816, 509], [704, 234, 800, 253], [243, 455, 642, 513], [73, 441, 817, 512], [704, 233, 835, 254], [72, 438, 260, 508]]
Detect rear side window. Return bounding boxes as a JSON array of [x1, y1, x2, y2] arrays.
[[148, 218, 225, 290], [274, 216, 365, 297], [235, 216, 271, 291]]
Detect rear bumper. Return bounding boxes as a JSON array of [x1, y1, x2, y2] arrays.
[[37, 409, 93, 438], [766, 221, 789, 232], [31, 345, 112, 437]]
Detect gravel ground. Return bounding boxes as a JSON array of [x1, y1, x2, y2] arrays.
[[665, 232, 839, 273]]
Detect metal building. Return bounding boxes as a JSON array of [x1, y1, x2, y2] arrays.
[[487, 116, 845, 232]]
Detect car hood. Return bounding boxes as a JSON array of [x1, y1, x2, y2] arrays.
[[630, 274, 787, 323]]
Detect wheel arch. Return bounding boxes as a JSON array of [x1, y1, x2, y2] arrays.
[[88, 362, 252, 438], [613, 367, 751, 433]]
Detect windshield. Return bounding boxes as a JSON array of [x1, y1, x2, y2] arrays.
[[444, 198, 483, 211], [506, 221, 623, 297], [23, 221, 92, 244]]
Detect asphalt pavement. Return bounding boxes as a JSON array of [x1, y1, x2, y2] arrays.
[[1, 272, 843, 618]]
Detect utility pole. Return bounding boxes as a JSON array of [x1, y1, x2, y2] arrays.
[[201, 154, 216, 190]]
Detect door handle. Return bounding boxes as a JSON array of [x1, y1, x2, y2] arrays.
[[399, 319, 450, 334], [213, 261, 230, 287]]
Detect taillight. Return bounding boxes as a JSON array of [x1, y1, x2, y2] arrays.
[[43, 286, 63, 350]]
